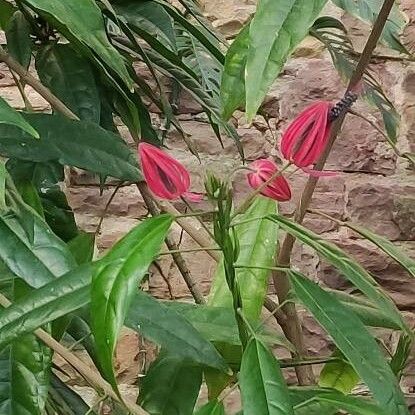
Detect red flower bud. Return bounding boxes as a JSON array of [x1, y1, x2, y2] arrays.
[[280, 101, 332, 167], [139, 142, 199, 201], [247, 159, 291, 202]]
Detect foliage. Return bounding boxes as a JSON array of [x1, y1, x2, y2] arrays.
[[0, 0, 412, 414]]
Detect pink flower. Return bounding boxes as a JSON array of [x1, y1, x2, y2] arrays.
[[247, 159, 291, 202], [280, 101, 332, 167], [138, 142, 200, 201]]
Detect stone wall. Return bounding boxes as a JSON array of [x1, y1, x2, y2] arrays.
[[0, 0, 414, 408]]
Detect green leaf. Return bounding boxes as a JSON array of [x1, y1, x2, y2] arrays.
[[36, 43, 100, 123], [291, 271, 408, 415], [138, 352, 202, 415], [126, 292, 229, 372], [329, 289, 402, 330], [0, 96, 38, 138], [390, 334, 412, 378], [68, 232, 95, 265], [0, 280, 51, 415], [91, 215, 172, 393], [210, 198, 278, 321], [239, 338, 294, 415], [5, 11, 32, 69], [194, 400, 225, 415], [21, 0, 133, 90], [245, 0, 327, 120], [166, 302, 291, 349], [318, 350, 359, 394], [114, 0, 176, 50], [0, 113, 140, 181], [345, 223, 415, 278], [220, 24, 249, 120], [290, 387, 388, 415], [266, 214, 408, 332], [0, 180, 76, 288], [331, 0, 408, 54], [0, 0, 15, 30]]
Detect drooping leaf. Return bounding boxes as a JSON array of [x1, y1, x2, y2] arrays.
[[0, 113, 140, 181], [5, 10, 32, 69], [291, 271, 408, 415], [138, 352, 202, 415], [239, 338, 294, 415], [266, 214, 408, 332], [20, 0, 133, 90], [194, 400, 225, 415], [0, 96, 38, 138], [220, 24, 249, 120], [290, 387, 388, 415], [329, 289, 402, 330], [311, 16, 400, 143], [210, 198, 278, 321], [126, 291, 229, 372], [331, 0, 408, 54], [345, 222, 415, 278], [36, 43, 100, 123], [91, 215, 172, 393], [245, 0, 327, 120], [318, 350, 359, 394]]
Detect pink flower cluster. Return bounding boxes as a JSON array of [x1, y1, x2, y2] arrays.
[[138, 101, 333, 202]]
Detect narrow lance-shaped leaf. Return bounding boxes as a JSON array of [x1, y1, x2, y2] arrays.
[[0, 96, 38, 138], [194, 400, 225, 415], [20, 0, 133, 90], [291, 271, 409, 415], [239, 337, 294, 415], [220, 24, 249, 121], [91, 215, 172, 394], [345, 222, 415, 278], [266, 214, 408, 332], [290, 387, 389, 415], [245, 0, 327, 120], [331, 0, 408, 54]]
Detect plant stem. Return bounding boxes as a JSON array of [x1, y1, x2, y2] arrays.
[[0, 293, 149, 415], [0, 45, 79, 120], [271, 0, 396, 386], [137, 181, 207, 304], [159, 247, 221, 255]]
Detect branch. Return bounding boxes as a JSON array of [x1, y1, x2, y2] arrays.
[[0, 45, 79, 120], [271, 0, 397, 386], [0, 293, 149, 415], [137, 182, 207, 304]]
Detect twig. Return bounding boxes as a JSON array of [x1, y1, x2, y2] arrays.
[[95, 182, 124, 235], [159, 247, 221, 255], [136, 181, 206, 304], [271, 0, 397, 386], [10, 69, 34, 112], [0, 293, 149, 415], [0, 45, 79, 120]]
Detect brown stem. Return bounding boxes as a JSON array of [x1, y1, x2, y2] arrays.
[[271, 0, 396, 386], [137, 182, 206, 304], [0, 293, 148, 415], [0, 45, 79, 120]]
